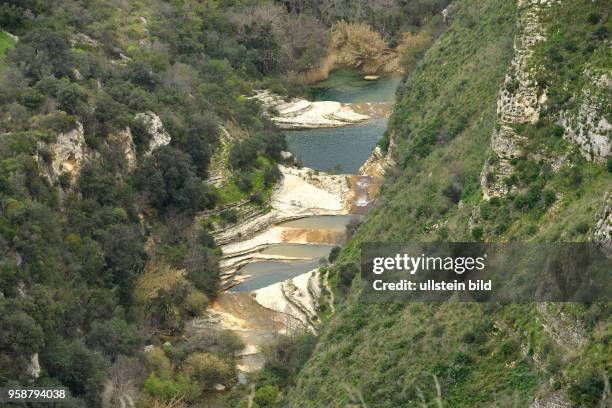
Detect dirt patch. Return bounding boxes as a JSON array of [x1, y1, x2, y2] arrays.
[[346, 175, 383, 214], [281, 228, 345, 245], [350, 102, 393, 118], [211, 292, 289, 332]]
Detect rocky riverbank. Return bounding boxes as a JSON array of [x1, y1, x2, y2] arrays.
[[252, 90, 372, 129], [193, 162, 365, 378], [215, 165, 350, 288]]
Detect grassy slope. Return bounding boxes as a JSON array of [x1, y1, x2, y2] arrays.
[[284, 0, 611, 407], [0, 32, 16, 69]]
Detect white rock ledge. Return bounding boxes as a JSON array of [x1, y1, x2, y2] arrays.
[[251, 90, 370, 129]]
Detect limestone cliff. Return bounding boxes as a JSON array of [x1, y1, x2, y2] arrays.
[[108, 127, 137, 171], [593, 192, 612, 257], [481, 0, 551, 199], [38, 122, 87, 183], [481, 0, 611, 199], [560, 68, 611, 162], [135, 111, 171, 154]]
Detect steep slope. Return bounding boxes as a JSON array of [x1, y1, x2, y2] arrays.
[[283, 0, 611, 407]]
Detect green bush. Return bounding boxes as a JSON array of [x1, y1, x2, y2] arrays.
[[181, 352, 232, 388], [254, 384, 280, 407]]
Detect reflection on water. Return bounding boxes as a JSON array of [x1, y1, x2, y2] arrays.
[[231, 259, 321, 292], [285, 118, 388, 174], [261, 244, 334, 258], [309, 69, 402, 103], [286, 69, 399, 174]]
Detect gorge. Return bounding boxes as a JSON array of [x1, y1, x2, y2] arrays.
[[201, 69, 400, 382]]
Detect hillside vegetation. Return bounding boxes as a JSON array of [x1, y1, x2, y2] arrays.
[[0, 31, 16, 68], [283, 0, 611, 406], [0, 0, 456, 406]]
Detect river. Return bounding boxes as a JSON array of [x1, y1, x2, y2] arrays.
[[286, 70, 400, 173], [203, 70, 399, 380], [232, 70, 398, 291]]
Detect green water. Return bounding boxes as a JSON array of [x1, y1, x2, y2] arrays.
[[234, 71, 397, 292], [308, 69, 401, 103], [231, 259, 321, 292], [285, 118, 388, 173], [286, 69, 400, 173]]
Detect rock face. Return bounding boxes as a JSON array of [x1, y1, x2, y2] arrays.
[[497, 1, 548, 125], [481, 0, 551, 199], [560, 69, 611, 162], [135, 111, 171, 154], [71, 32, 100, 48], [39, 122, 87, 183], [26, 353, 40, 379], [109, 127, 137, 171], [207, 125, 234, 188], [359, 145, 392, 177], [537, 303, 587, 352], [593, 193, 612, 257], [482, 0, 610, 199], [529, 390, 571, 408], [254, 269, 321, 331], [252, 90, 369, 129], [215, 165, 350, 287]]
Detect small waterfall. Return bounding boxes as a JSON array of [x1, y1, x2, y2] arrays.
[[353, 175, 374, 212]]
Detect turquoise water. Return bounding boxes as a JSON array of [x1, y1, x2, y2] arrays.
[[231, 71, 399, 293], [309, 69, 401, 103], [231, 259, 321, 292], [285, 118, 388, 173], [286, 69, 399, 173]]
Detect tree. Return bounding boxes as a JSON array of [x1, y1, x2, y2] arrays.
[[57, 82, 87, 115], [328, 246, 341, 263], [86, 318, 140, 360], [78, 161, 115, 206], [0, 302, 44, 382], [184, 244, 219, 297], [101, 224, 146, 304], [229, 140, 258, 170], [181, 111, 219, 176], [42, 339, 106, 403], [181, 353, 232, 388], [135, 146, 216, 214], [125, 61, 156, 89], [11, 28, 74, 81], [254, 385, 280, 407]]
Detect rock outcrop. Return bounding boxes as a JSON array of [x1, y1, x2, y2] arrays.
[[537, 303, 587, 352], [135, 111, 171, 154], [497, 1, 548, 125], [359, 145, 391, 177], [252, 90, 369, 129], [560, 68, 611, 162], [109, 127, 137, 171], [38, 122, 87, 183], [481, 0, 551, 199], [26, 353, 40, 379], [529, 389, 571, 408], [253, 269, 321, 331], [206, 125, 234, 188], [593, 192, 612, 257]]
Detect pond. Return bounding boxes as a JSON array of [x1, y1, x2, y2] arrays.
[[285, 69, 400, 173]]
